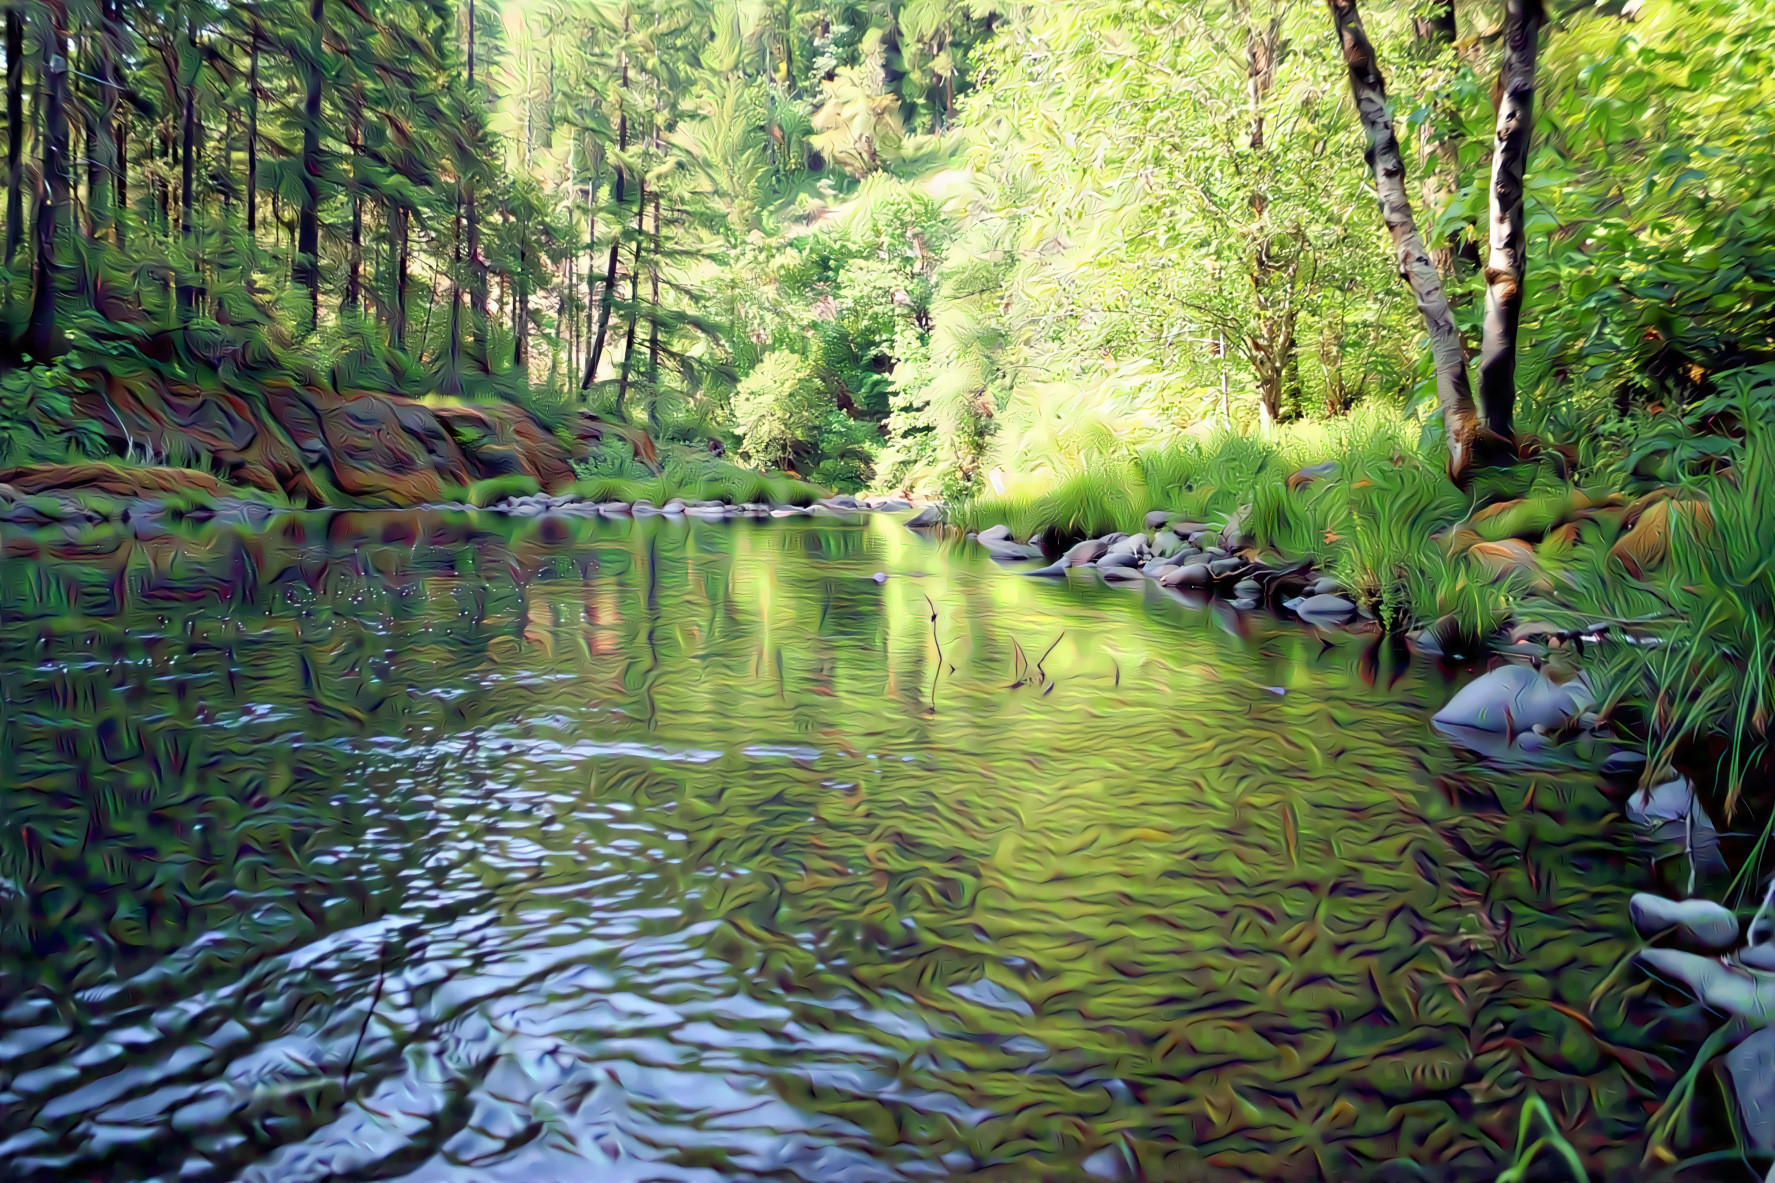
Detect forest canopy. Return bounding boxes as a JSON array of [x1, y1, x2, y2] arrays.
[[0, 0, 1770, 503]]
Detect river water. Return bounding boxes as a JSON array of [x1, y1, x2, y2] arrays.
[[0, 512, 1709, 1181]]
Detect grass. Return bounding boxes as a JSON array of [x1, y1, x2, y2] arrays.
[[566, 441, 826, 508]]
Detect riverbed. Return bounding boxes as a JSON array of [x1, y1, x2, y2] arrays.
[[0, 511, 1709, 1180]]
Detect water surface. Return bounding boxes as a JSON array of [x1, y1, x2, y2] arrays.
[[0, 513, 1700, 1180]]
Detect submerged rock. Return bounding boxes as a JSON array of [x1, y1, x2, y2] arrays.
[[1101, 565, 1146, 583], [1639, 948, 1775, 1023], [1432, 663, 1592, 733], [906, 506, 943, 528], [1626, 774, 1728, 876], [981, 537, 1044, 560], [1630, 893, 1740, 950]]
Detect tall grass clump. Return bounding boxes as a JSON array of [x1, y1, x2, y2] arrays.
[[1577, 406, 1775, 813]]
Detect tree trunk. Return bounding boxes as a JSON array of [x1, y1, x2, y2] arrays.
[[345, 98, 361, 314], [31, 0, 71, 357], [1478, 0, 1544, 443], [246, 21, 258, 244], [1326, 0, 1501, 485], [464, 0, 486, 358], [5, 9, 22, 266], [646, 189, 660, 402], [583, 25, 629, 390], [514, 212, 528, 367], [177, 13, 198, 318], [294, 0, 323, 330], [1414, 0, 1479, 290], [390, 204, 408, 348], [615, 218, 643, 414], [93, 0, 121, 242]]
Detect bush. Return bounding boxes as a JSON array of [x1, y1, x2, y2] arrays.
[[731, 351, 827, 469]]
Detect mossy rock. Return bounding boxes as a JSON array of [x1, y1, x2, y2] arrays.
[[1608, 495, 1713, 578]]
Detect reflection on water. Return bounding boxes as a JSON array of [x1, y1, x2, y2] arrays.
[[0, 513, 1706, 1180]]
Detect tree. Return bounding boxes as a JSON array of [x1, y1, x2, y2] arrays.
[[1324, 0, 1499, 485], [1477, 0, 1545, 443]]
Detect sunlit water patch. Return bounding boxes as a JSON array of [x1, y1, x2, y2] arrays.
[[0, 513, 1712, 1180]]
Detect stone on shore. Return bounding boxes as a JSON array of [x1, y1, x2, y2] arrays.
[[1638, 948, 1775, 1023], [1726, 1027, 1775, 1150], [979, 524, 1013, 543], [1063, 538, 1110, 567], [1144, 509, 1171, 529], [1432, 663, 1592, 733], [1159, 563, 1211, 588], [1629, 892, 1740, 950], [1101, 565, 1146, 583], [906, 506, 943, 527], [1295, 594, 1356, 623]]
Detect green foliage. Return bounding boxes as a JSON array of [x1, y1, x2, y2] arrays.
[[449, 474, 543, 508], [731, 351, 829, 468], [0, 363, 107, 466]]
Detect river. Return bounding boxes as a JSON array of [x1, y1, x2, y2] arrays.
[[0, 511, 1707, 1181]]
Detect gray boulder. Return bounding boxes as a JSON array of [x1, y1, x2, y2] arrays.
[[1208, 557, 1244, 578], [1101, 565, 1146, 583], [1154, 533, 1188, 558], [1098, 551, 1142, 570], [1639, 948, 1775, 1023], [1627, 774, 1726, 875], [1432, 663, 1592, 733], [979, 523, 1014, 543], [1160, 563, 1211, 588], [1309, 576, 1345, 596], [1144, 509, 1171, 529], [906, 506, 943, 527], [981, 538, 1044, 561], [1296, 593, 1356, 622], [1629, 892, 1740, 950], [1233, 579, 1263, 599], [1062, 538, 1110, 567], [1143, 556, 1179, 576], [1727, 1027, 1775, 1150]]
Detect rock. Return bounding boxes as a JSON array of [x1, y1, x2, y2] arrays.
[[828, 493, 860, 508], [1023, 562, 1068, 577], [1601, 750, 1647, 775], [981, 538, 1044, 560], [686, 505, 729, 519], [1194, 531, 1221, 550], [906, 506, 943, 528], [1154, 533, 1188, 558], [1468, 538, 1549, 586], [1611, 494, 1713, 578], [1222, 503, 1252, 549], [1169, 521, 1210, 537], [1743, 946, 1775, 973], [1626, 775, 1726, 875], [1231, 598, 1258, 611], [1143, 556, 1178, 576], [979, 523, 1014, 543], [1296, 594, 1356, 622], [1287, 460, 1339, 490], [1233, 579, 1262, 599], [772, 506, 810, 516], [1630, 893, 1740, 950], [1432, 663, 1593, 733], [1208, 557, 1244, 578], [874, 498, 912, 512], [1309, 576, 1344, 596], [1727, 1027, 1775, 1150], [662, 497, 687, 514], [1144, 509, 1171, 529], [1283, 596, 1305, 612], [1062, 538, 1110, 567], [1172, 546, 1202, 563], [1160, 563, 1211, 588], [632, 498, 660, 515], [1101, 565, 1146, 583], [1200, 546, 1229, 559], [597, 501, 632, 515], [1098, 551, 1142, 570], [1106, 533, 1146, 556], [1638, 949, 1775, 1023]]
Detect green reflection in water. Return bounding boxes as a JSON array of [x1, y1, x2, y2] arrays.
[[0, 514, 1697, 1181]]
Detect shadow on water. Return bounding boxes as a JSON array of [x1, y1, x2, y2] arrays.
[[0, 513, 1721, 1181]]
